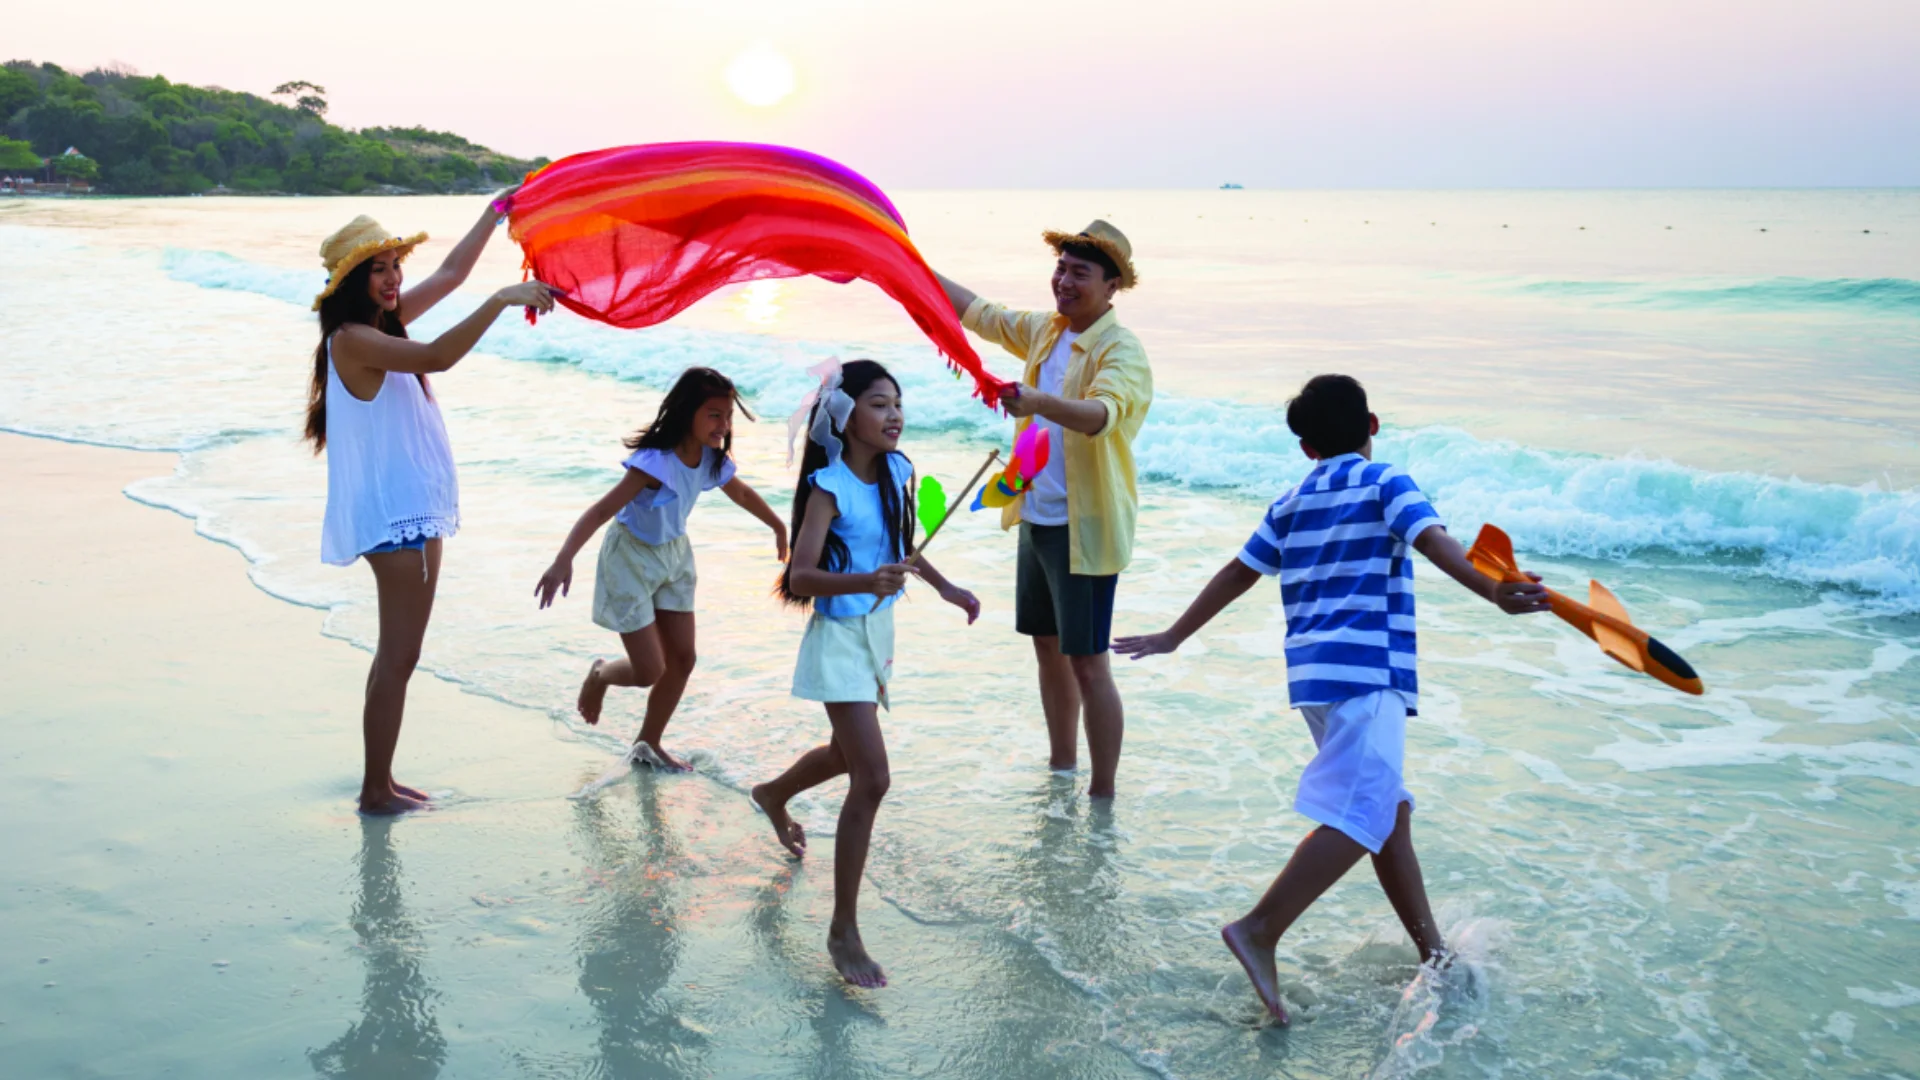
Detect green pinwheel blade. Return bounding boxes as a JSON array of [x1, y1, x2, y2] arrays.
[[918, 475, 947, 538]]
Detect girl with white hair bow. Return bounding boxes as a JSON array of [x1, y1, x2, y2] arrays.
[[751, 357, 980, 989]]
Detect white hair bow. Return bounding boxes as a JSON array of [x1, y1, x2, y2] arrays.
[[786, 357, 856, 468]]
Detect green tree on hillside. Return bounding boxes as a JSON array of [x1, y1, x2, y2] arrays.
[[0, 135, 41, 171], [272, 80, 328, 118], [53, 151, 98, 181], [1, 59, 545, 196]]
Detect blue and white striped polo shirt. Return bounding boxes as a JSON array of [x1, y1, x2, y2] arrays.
[[1237, 453, 1443, 711]]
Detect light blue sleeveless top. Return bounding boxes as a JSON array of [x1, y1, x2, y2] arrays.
[[615, 446, 736, 546], [810, 453, 915, 618]]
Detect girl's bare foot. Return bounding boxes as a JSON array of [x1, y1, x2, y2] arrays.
[[749, 784, 807, 858], [629, 740, 691, 772], [358, 788, 429, 816], [1222, 917, 1289, 1023], [827, 922, 886, 988], [577, 659, 609, 725], [392, 782, 430, 801]]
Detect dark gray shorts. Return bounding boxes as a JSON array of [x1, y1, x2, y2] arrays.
[[1016, 523, 1118, 656]]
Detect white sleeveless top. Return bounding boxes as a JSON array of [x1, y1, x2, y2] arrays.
[[320, 335, 460, 565]]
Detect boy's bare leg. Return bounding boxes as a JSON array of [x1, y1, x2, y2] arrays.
[[1070, 652, 1125, 798], [751, 736, 847, 859], [1222, 825, 1369, 1022], [1370, 801, 1447, 964], [822, 702, 890, 988], [577, 622, 666, 725], [630, 611, 696, 770], [1032, 635, 1082, 771]]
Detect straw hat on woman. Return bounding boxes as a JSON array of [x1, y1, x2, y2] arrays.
[[305, 189, 556, 815]]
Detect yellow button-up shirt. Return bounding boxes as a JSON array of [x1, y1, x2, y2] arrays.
[[962, 298, 1154, 576]]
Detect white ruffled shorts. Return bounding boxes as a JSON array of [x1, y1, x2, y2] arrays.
[[791, 606, 895, 709]]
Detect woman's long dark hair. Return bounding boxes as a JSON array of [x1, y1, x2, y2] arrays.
[[305, 258, 413, 452], [777, 359, 916, 608], [623, 367, 756, 481]]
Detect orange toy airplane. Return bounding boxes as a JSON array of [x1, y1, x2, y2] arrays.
[[1467, 524, 1705, 696]]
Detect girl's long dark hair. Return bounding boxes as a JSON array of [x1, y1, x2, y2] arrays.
[[624, 367, 756, 481], [777, 359, 915, 609], [305, 258, 413, 452]]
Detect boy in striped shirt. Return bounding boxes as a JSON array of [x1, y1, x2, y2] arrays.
[[1115, 374, 1548, 1023]]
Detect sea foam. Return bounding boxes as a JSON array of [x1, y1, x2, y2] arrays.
[[164, 246, 1920, 611]]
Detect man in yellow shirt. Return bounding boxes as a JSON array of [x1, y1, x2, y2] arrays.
[[936, 220, 1154, 798]]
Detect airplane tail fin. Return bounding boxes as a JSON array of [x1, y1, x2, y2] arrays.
[[1587, 580, 1646, 672], [1467, 524, 1518, 579]]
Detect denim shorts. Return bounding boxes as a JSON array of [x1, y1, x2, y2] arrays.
[[363, 536, 428, 556]]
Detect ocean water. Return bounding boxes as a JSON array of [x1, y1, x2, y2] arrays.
[[2, 190, 1918, 1079]]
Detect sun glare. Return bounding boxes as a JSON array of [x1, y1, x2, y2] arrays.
[[725, 42, 795, 108]]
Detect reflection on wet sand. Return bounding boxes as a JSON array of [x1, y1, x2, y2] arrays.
[[938, 776, 1138, 1079], [1011, 775, 1126, 969], [747, 823, 888, 1080], [309, 820, 446, 1079], [573, 776, 709, 1078]]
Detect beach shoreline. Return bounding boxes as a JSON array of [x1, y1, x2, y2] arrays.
[[0, 431, 1155, 1078], [0, 430, 578, 754]]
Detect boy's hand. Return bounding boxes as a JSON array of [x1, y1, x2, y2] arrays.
[[772, 525, 790, 563], [1493, 574, 1551, 615], [938, 583, 981, 625], [1114, 630, 1181, 659], [534, 559, 572, 608]]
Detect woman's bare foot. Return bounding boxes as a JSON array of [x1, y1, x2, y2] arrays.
[[827, 922, 886, 988], [358, 787, 429, 816], [1222, 917, 1289, 1023], [392, 782, 430, 801], [577, 659, 609, 725], [629, 740, 691, 772], [749, 784, 806, 858]]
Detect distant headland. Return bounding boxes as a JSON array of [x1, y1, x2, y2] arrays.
[[0, 60, 546, 196]]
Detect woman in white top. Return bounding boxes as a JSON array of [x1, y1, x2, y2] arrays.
[[306, 199, 556, 815], [533, 367, 789, 771]]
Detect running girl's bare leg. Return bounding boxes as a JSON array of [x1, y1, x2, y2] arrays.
[[576, 621, 666, 725], [630, 610, 697, 770], [360, 540, 441, 815], [750, 734, 847, 859], [820, 701, 890, 987]]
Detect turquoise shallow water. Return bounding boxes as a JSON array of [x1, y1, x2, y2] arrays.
[[2, 191, 1918, 1078]]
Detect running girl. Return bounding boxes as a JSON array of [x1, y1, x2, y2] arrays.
[[535, 367, 788, 770], [748, 358, 980, 988]]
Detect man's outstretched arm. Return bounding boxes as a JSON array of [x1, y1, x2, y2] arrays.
[[935, 272, 977, 319]]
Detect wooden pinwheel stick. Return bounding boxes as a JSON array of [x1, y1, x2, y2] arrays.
[[868, 448, 1001, 613]]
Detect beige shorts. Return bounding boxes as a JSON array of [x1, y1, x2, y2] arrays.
[[791, 605, 896, 709], [592, 526, 695, 634]]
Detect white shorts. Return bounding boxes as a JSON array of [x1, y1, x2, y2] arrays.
[[592, 527, 695, 634], [1294, 690, 1415, 853], [791, 606, 895, 710]]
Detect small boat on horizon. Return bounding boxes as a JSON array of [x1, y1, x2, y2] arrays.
[[1219, 182, 1244, 190]]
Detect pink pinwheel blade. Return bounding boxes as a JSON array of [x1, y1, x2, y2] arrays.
[[1014, 425, 1051, 481]]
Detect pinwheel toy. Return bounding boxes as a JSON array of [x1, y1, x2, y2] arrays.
[[971, 425, 1052, 511]]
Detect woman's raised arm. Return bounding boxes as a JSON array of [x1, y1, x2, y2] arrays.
[[400, 187, 518, 323], [337, 281, 553, 377]]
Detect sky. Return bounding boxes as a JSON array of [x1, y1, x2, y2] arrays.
[[9, 0, 1919, 189]]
